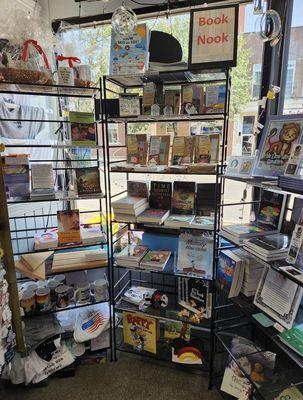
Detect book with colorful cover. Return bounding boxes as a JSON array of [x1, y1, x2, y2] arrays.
[[148, 135, 170, 166], [278, 324, 303, 356], [171, 136, 195, 165], [164, 321, 190, 341], [194, 134, 220, 164], [119, 93, 141, 117], [127, 180, 149, 199], [171, 181, 195, 215], [176, 229, 213, 277], [126, 134, 148, 165], [109, 24, 150, 75], [178, 278, 211, 318], [149, 181, 172, 210], [75, 167, 101, 196], [136, 208, 170, 224], [3, 155, 30, 199], [140, 250, 171, 270], [122, 286, 156, 305], [205, 85, 226, 113], [57, 210, 81, 245], [70, 111, 96, 147], [123, 311, 157, 354], [218, 250, 244, 298]]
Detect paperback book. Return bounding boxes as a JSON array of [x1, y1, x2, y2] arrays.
[[126, 134, 148, 165], [195, 183, 217, 216], [171, 136, 195, 165], [148, 135, 170, 166], [149, 181, 172, 210], [127, 180, 149, 199], [205, 85, 226, 113], [218, 250, 244, 298], [57, 210, 81, 245], [178, 277, 211, 318], [140, 250, 171, 270], [70, 111, 96, 147], [3, 155, 30, 199], [122, 286, 156, 306], [176, 229, 213, 278], [164, 215, 194, 229], [114, 244, 149, 267], [243, 233, 290, 261], [225, 156, 255, 178], [194, 134, 220, 164], [123, 311, 157, 354], [278, 323, 303, 356], [75, 167, 101, 196], [171, 181, 195, 215], [136, 208, 170, 224]]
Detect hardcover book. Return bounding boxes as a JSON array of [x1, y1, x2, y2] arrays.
[[195, 183, 217, 215], [176, 229, 213, 278], [149, 181, 172, 210], [171, 136, 195, 165], [123, 311, 157, 354], [148, 135, 170, 166], [70, 111, 96, 147], [171, 181, 195, 215], [75, 167, 101, 196], [119, 94, 141, 117], [126, 134, 148, 165], [218, 250, 244, 298], [140, 250, 171, 270], [278, 324, 303, 356], [127, 180, 149, 199], [194, 134, 220, 164], [136, 208, 170, 224], [57, 210, 81, 245], [253, 115, 303, 178], [178, 277, 211, 318]]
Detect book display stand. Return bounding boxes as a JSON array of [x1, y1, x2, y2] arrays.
[[0, 81, 113, 359]]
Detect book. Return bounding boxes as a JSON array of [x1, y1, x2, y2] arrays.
[[142, 82, 156, 115], [114, 244, 149, 267], [57, 210, 81, 245], [126, 134, 148, 165], [205, 85, 226, 113], [164, 320, 190, 341], [52, 250, 107, 273], [34, 230, 58, 250], [164, 89, 181, 115], [140, 250, 171, 270], [113, 202, 148, 217], [243, 234, 290, 261], [278, 324, 303, 356], [181, 84, 204, 114], [109, 24, 149, 75], [284, 144, 303, 176], [195, 183, 217, 215], [127, 180, 149, 199], [122, 286, 156, 306], [149, 181, 172, 210], [137, 209, 170, 224], [176, 229, 213, 278], [222, 190, 286, 240], [178, 278, 211, 318], [218, 250, 244, 298], [75, 167, 101, 196], [254, 266, 303, 329], [21, 252, 54, 272], [171, 181, 195, 215], [31, 163, 54, 191], [81, 225, 107, 244], [164, 215, 194, 229], [148, 135, 170, 166], [69, 111, 96, 147], [123, 311, 157, 354], [112, 213, 138, 223], [190, 216, 214, 230], [194, 134, 220, 164], [275, 387, 303, 400], [225, 156, 255, 178], [3, 155, 30, 199], [119, 93, 141, 117], [112, 196, 148, 211], [171, 136, 195, 165], [253, 115, 303, 178]]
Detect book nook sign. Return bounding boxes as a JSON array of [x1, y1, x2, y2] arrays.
[[189, 5, 238, 68]]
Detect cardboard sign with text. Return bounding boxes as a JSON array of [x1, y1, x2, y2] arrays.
[[189, 5, 238, 68]]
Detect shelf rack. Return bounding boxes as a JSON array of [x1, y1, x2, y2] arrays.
[[103, 67, 231, 374], [0, 80, 113, 358]]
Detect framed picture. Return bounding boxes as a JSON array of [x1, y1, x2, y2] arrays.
[[253, 115, 303, 178], [189, 5, 238, 69]]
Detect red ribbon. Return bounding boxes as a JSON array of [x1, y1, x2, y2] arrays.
[[22, 39, 50, 69], [56, 55, 81, 68]]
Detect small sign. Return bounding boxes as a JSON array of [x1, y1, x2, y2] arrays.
[[189, 5, 238, 69]]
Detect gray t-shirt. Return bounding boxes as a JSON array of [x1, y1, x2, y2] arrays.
[[0, 101, 45, 139]]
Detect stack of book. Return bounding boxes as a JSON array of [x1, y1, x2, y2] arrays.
[[243, 233, 290, 262], [112, 196, 149, 222], [239, 251, 264, 297], [122, 286, 156, 306], [140, 250, 171, 271], [218, 250, 245, 298], [114, 244, 149, 267], [15, 251, 54, 280], [52, 249, 107, 273]]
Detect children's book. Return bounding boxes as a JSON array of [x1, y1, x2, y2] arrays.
[[148, 135, 170, 166], [218, 250, 244, 298], [109, 24, 150, 75], [123, 311, 157, 354], [171, 136, 195, 165], [126, 134, 148, 165], [178, 278, 211, 318], [149, 181, 172, 210], [57, 210, 81, 245], [205, 85, 226, 113], [140, 250, 171, 270], [164, 321, 190, 341], [171, 181, 195, 215], [176, 229, 213, 278], [278, 324, 303, 356], [75, 167, 101, 196], [194, 134, 220, 164], [70, 111, 96, 147]]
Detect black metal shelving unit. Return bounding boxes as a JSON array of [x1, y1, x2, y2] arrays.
[[102, 67, 231, 376], [0, 80, 113, 359]]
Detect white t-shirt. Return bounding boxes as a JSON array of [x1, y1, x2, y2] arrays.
[[0, 101, 46, 139]]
